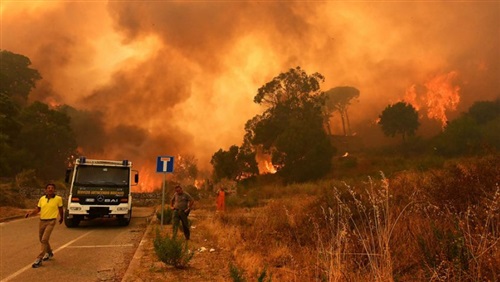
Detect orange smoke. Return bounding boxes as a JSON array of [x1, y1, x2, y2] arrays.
[[405, 71, 460, 129], [2, 1, 497, 168]]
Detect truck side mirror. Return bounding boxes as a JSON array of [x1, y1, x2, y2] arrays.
[[132, 170, 139, 184], [65, 169, 71, 183]]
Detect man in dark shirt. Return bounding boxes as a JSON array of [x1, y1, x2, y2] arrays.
[[170, 185, 194, 240]]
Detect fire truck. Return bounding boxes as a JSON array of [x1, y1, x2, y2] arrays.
[[64, 157, 139, 227]]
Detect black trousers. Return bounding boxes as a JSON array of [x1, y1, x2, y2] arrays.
[[172, 209, 190, 240]]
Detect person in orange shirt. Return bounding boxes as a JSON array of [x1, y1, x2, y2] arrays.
[[216, 187, 225, 212], [25, 183, 64, 268]]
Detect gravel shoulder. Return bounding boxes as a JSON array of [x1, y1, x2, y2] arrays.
[[122, 207, 233, 282]]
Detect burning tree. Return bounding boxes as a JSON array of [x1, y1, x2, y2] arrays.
[[245, 66, 334, 183], [210, 145, 259, 182]]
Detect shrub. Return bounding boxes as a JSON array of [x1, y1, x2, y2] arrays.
[[153, 228, 193, 268], [229, 262, 246, 282], [425, 155, 500, 212], [156, 207, 173, 225], [229, 263, 271, 282]]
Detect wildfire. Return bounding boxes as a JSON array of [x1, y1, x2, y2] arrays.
[[405, 71, 460, 128], [263, 160, 277, 174], [255, 148, 277, 174], [135, 167, 162, 193]]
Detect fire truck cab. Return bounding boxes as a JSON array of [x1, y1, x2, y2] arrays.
[[64, 157, 139, 227]]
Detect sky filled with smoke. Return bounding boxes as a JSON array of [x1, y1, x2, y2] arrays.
[[1, 1, 498, 190]]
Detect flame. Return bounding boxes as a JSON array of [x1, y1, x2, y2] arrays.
[[136, 168, 161, 193], [405, 71, 460, 128], [263, 160, 277, 174], [194, 179, 204, 189], [342, 152, 349, 157], [255, 148, 277, 174]]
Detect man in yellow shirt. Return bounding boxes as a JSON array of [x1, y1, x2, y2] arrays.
[[25, 183, 64, 268]]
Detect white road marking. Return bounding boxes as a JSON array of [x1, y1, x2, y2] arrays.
[[67, 244, 133, 248], [1, 231, 94, 282]]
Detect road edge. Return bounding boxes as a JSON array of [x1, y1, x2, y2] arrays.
[[121, 211, 156, 282]]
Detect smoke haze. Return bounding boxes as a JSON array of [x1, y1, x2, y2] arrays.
[[1, 1, 498, 190]]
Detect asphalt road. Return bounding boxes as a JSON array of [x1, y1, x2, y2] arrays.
[[0, 206, 154, 282]]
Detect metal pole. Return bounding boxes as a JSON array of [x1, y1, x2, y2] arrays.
[[161, 173, 166, 226]]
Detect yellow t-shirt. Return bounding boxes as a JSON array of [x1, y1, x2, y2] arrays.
[[37, 195, 63, 220]]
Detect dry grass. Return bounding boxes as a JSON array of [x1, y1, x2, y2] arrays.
[[200, 155, 500, 281]]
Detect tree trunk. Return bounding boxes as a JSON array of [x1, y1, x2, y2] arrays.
[[324, 114, 332, 136], [345, 109, 351, 136], [340, 112, 346, 136]]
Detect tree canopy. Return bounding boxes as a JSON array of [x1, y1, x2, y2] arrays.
[[467, 99, 499, 124], [245, 66, 334, 183], [0, 50, 41, 105], [434, 99, 499, 156], [210, 145, 259, 182], [324, 86, 360, 136], [15, 102, 78, 179], [378, 102, 420, 143], [0, 50, 77, 180]]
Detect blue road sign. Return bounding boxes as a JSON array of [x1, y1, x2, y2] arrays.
[[156, 156, 174, 173]]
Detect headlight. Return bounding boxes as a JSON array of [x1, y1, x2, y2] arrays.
[[69, 207, 82, 211]]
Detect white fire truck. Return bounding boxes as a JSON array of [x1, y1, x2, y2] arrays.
[[64, 157, 139, 227]]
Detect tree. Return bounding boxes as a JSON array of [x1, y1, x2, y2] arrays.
[[434, 115, 481, 156], [246, 66, 334, 183], [433, 99, 499, 156], [172, 154, 199, 186], [15, 102, 78, 179], [210, 145, 258, 182], [378, 102, 420, 144], [324, 86, 360, 136], [0, 93, 22, 145], [0, 50, 42, 176], [467, 99, 499, 124], [0, 50, 41, 105]]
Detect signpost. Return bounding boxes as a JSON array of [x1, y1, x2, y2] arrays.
[[156, 156, 174, 226]]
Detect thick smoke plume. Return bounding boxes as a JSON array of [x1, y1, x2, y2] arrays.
[[1, 1, 498, 190]]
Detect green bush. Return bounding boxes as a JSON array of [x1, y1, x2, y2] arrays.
[[153, 229, 193, 269], [229, 262, 246, 282], [156, 207, 173, 225]]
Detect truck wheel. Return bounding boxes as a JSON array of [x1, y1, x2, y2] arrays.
[[64, 211, 81, 228], [73, 217, 81, 227], [64, 210, 74, 228], [118, 209, 132, 226]]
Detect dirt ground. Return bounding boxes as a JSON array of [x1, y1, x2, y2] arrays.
[[124, 207, 234, 282], [0, 206, 32, 220]]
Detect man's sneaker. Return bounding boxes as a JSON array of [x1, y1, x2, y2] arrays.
[[42, 252, 53, 261], [32, 258, 42, 268]]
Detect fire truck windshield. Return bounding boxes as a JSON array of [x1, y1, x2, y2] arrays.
[[74, 166, 129, 187]]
